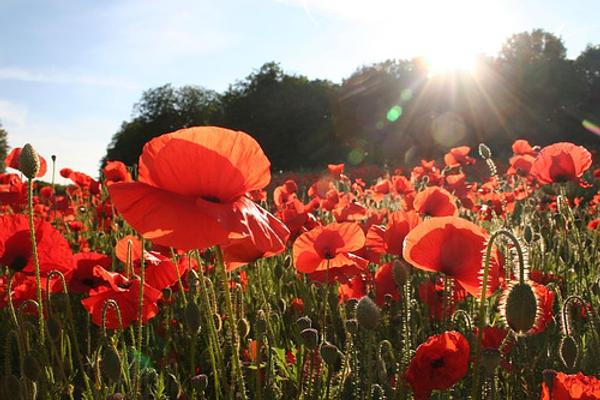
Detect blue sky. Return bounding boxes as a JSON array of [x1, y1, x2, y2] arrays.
[[1, 0, 598, 180]]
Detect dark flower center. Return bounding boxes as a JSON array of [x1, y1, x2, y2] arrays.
[[431, 357, 445, 368], [202, 196, 222, 204], [10, 255, 28, 272], [323, 249, 335, 259]]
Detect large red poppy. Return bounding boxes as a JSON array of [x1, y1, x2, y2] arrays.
[[108, 126, 289, 252], [404, 331, 470, 400], [530, 142, 592, 187], [403, 216, 502, 298], [541, 371, 600, 400], [5, 147, 48, 178], [292, 222, 368, 281], [413, 186, 458, 217], [366, 210, 420, 256]]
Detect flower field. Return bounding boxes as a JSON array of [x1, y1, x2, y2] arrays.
[[1, 126, 600, 399]]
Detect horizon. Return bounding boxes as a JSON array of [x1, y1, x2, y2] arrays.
[[1, 0, 599, 181]]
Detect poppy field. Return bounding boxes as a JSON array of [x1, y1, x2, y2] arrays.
[[2, 127, 600, 400]]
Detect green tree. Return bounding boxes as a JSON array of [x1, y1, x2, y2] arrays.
[[103, 84, 222, 167], [0, 121, 9, 172]]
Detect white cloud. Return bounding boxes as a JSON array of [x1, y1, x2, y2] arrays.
[[0, 99, 28, 128]]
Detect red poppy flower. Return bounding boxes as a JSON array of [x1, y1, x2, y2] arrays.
[[374, 262, 400, 305], [530, 283, 555, 335], [133, 250, 189, 291], [366, 210, 420, 256], [541, 371, 600, 400], [473, 326, 511, 354], [512, 139, 536, 156], [115, 235, 144, 264], [5, 147, 48, 177], [404, 331, 470, 400], [328, 163, 345, 177], [338, 275, 367, 303], [103, 161, 132, 186], [293, 222, 368, 282], [108, 126, 288, 252], [530, 142, 592, 187], [81, 266, 162, 329], [70, 252, 113, 294], [444, 146, 475, 168], [508, 154, 536, 177], [0, 214, 74, 276], [413, 186, 458, 217], [403, 216, 503, 298]]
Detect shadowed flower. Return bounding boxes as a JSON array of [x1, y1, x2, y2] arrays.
[[108, 126, 289, 252], [413, 186, 458, 217]]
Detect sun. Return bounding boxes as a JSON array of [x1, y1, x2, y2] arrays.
[[423, 48, 479, 76]]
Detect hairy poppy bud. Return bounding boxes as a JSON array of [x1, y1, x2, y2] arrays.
[[191, 374, 209, 392], [478, 143, 492, 159], [300, 328, 319, 350], [101, 345, 122, 383], [296, 316, 312, 332], [523, 226, 534, 243], [502, 282, 538, 335], [356, 296, 381, 330], [19, 144, 41, 179], [392, 259, 410, 287], [184, 301, 202, 335], [559, 335, 578, 369], [238, 318, 250, 339], [256, 310, 268, 336], [23, 353, 41, 381], [320, 342, 341, 366]]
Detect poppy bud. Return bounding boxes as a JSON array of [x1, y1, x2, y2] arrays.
[[191, 374, 209, 392], [23, 353, 41, 381], [502, 282, 538, 335], [51, 154, 56, 162], [299, 328, 319, 350], [559, 335, 578, 369], [256, 310, 268, 336], [523, 226, 534, 243], [2, 374, 21, 399], [478, 143, 492, 159], [320, 342, 341, 366], [346, 319, 359, 334], [392, 259, 410, 287], [107, 393, 125, 400], [19, 143, 41, 179], [296, 316, 312, 332], [238, 318, 250, 339], [101, 345, 122, 383], [184, 301, 202, 335], [356, 296, 381, 330]]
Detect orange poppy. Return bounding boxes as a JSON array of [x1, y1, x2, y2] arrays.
[[530, 142, 592, 187], [108, 127, 289, 251], [292, 222, 367, 281], [413, 186, 458, 217], [403, 216, 502, 298], [444, 146, 475, 168], [366, 210, 420, 256]]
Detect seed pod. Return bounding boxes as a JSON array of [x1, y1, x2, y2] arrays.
[[191, 374, 209, 392], [299, 328, 319, 350], [392, 259, 411, 287], [320, 342, 341, 366], [356, 296, 381, 330], [296, 316, 312, 332], [19, 144, 41, 179], [238, 318, 250, 339], [101, 345, 122, 383], [23, 353, 41, 381], [502, 282, 538, 335], [559, 335, 578, 369]]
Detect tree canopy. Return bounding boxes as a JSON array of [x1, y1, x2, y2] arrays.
[[103, 29, 600, 172], [0, 122, 9, 172]]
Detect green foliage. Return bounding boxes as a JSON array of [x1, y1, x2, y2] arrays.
[[0, 121, 9, 172]]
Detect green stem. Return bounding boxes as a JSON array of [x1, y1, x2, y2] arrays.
[[27, 179, 45, 349]]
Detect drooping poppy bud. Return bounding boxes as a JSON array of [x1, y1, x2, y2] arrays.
[[501, 282, 538, 335], [356, 296, 381, 330], [559, 335, 578, 369], [101, 345, 122, 383]]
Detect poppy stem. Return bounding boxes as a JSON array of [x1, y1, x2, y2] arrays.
[[26, 178, 45, 351], [215, 245, 248, 400], [133, 238, 146, 400]]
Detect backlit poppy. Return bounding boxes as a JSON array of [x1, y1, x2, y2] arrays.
[[541, 371, 600, 400], [444, 146, 475, 168], [103, 161, 132, 186], [530, 142, 592, 187], [413, 186, 458, 217], [366, 210, 420, 256], [403, 216, 502, 298], [108, 126, 288, 252], [293, 222, 368, 282], [404, 331, 470, 400]]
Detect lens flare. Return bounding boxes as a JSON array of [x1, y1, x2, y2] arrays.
[[583, 119, 600, 136]]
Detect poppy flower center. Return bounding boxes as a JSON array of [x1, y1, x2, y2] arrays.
[[117, 281, 133, 289], [323, 249, 336, 259], [431, 357, 445, 368], [10, 255, 28, 272], [201, 195, 222, 204]]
